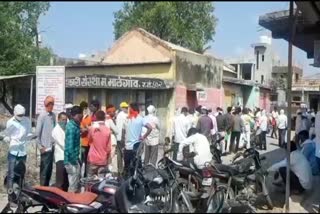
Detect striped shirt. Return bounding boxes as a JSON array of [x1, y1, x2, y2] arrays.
[[64, 119, 81, 165]]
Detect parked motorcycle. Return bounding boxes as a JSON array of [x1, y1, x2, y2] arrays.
[[211, 134, 224, 164], [211, 148, 273, 213], [113, 142, 180, 213]]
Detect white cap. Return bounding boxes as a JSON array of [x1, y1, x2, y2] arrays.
[[65, 103, 73, 109], [14, 104, 25, 116], [201, 106, 208, 110]]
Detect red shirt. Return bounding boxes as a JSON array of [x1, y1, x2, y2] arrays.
[[88, 123, 111, 166]]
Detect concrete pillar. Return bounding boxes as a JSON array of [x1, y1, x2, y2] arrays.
[[251, 64, 254, 81], [237, 64, 240, 79]]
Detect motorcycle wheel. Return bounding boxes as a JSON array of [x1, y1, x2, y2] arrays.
[[206, 189, 225, 213]]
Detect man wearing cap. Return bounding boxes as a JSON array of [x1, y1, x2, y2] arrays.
[[4, 104, 32, 207], [36, 96, 56, 186], [142, 105, 160, 166], [116, 101, 128, 175], [196, 106, 213, 142]]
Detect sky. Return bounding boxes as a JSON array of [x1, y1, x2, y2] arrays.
[[39, 1, 319, 76]]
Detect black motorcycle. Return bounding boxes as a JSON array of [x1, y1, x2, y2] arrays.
[[212, 148, 273, 213], [211, 134, 224, 164]]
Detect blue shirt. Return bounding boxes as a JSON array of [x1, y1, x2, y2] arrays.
[[125, 116, 147, 150]]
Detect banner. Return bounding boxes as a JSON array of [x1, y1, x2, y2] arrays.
[[66, 74, 174, 89], [36, 66, 65, 115]]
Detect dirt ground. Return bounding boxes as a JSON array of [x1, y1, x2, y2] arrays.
[[0, 135, 319, 213]]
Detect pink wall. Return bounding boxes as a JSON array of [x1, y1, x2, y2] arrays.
[[259, 91, 271, 112], [198, 88, 224, 110], [175, 85, 188, 108], [175, 85, 224, 110]]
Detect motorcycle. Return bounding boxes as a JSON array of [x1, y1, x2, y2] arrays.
[[211, 148, 273, 213], [210, 134, 224, 164], [10, 173, 122, 213], [114, 142, 197, 213]]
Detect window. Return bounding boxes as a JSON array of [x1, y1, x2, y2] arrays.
[[261, 75, 264, 84], [256, 51, 259, 69], [293, 96, 301, 102], [262, 54, 265, 62], [295, 73, 299, 82]]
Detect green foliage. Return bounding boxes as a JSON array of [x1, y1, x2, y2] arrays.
[[0, 2, 51, 75], [113, 2, 218, 54]]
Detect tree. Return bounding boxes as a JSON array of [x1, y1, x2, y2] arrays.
[[0, 2, 51, 114], [113, 2, 218, 53], [0, 2, 50, 75]]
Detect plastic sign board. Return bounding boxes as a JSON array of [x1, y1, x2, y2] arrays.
[[36, 66, 65, 115]]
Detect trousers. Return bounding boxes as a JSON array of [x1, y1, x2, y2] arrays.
[[55, 160, 69, 191], [144, 144, 158, 166], [40, 149, 54, 186]]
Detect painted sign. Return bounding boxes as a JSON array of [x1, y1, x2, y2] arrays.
[[66, 75, 173, 89], [197, 91, 207, 101], [36, 66, 65, 115]]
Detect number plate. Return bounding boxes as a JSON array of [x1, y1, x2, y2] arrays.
[[202, 178, 213, 186]]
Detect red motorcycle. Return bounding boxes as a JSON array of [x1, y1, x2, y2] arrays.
[[10, 175, 121, 213]]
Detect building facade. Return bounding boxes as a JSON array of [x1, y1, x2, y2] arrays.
[[64, 28, 224, 140]]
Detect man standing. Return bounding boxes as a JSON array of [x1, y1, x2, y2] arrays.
[[278, 109, 288, 148], [80, 101, 91, 178], [216, 107, 227, 153], [64, 106, 83, 193], [116, 101, 128, 176], [5, 105, 32, 207], [123, 103, 152, 177], [142, 105, 160, 166], [105, 104, 118, 172], [87, 111, 111, 177], [173, 107, 192, 160], [230, 107, 243, 153], [208, 108, 218, 142], [52, 112, 69, 191], [196, 106, 213, 142], [224, 107, 234, 154], [36, 96, 56, 186], [89, 100, 100, 122], [271, 107, 279, 139], [259, 110, 269, 150]]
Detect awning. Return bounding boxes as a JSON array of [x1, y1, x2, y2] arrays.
[[0, 74, 34, 80]]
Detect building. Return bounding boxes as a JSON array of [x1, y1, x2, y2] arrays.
[[259, 3, 320, 112], [271, 65, 303, 107], [64, 28, 224, 139]]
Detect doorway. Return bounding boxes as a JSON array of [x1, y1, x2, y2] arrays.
[[187, 90, 197, 110]]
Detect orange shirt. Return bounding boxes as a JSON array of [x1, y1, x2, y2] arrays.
[[81, 115, 92, 147]]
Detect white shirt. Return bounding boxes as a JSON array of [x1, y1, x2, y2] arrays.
[[6, 117, 32, 157], [187, 114, 197, 128], [52, 124, 65, 163], [277, 114, 288, 129], [209, 114, 218, 135], [173, 114, 192, 143], [315, 112, 320, 158], [259, 115, 268, 131], [177, 133, 212, 169], [142, 114, 160, 146], [105, 119, 118, 146], [268, 150, 312, 190], [116, 111, 127, 141]]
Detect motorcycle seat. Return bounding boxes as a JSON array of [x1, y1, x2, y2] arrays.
[[34, 186, 97, 205], [214, 164, 240, 176]]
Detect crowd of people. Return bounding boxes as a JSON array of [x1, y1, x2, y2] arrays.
[[4, 96, 161, 202], [3, 95, 320, 205]]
